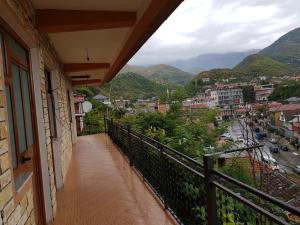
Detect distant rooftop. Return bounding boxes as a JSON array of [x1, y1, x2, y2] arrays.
[[93, 94, 108, 100], [286, 97, 300, 102]]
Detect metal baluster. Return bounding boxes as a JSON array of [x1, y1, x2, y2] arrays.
[[139, 134, 145, 181], [159, 144, 168, 210], [104, 116, 107, 133], [127, 125, 133, 166]]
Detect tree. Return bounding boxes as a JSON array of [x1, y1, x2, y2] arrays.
[[242, 85, 255, 103], [268, 80, 300, 102]]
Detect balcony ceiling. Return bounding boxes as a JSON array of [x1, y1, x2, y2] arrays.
[[30, 0, 184, 87]]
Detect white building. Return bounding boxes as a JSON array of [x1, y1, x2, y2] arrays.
[[210, 87, 244, 108], [93, 94, 111, 106]]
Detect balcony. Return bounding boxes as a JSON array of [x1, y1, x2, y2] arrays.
[[51, 133, 177, 225], [52, 119, 300, 225]]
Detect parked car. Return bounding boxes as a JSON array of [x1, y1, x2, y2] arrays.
[[269, 146, 279, 153], [280, 145, 289, 151], [269, 138, 278, 144], [256, 133, 264, 141], [293, 165, 300, 175], [254, 127, 260, 133], [262, 156, 276, 164], [221, 133, 232, 140], [261, 133, 267, 138]]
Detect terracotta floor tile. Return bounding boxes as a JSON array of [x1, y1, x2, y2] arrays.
[[52, 134, 178, 225]]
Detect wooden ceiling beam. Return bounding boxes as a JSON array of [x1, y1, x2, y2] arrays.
[[35, 9, 137, 33], [64, 63, 110, 73], [72, 79, 102, 86]]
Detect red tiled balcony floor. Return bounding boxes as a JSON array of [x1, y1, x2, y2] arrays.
[[52, 134, 178, 225]]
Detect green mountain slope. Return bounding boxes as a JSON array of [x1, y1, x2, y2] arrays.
[[234, 54, 292, 77], [259, 27, 300, 71], [192, 68, 240, 83], [98, 72, 167, 100], [120, 64, 194, 85]]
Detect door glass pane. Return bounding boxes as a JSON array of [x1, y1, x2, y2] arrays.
[[8, 36, 27, 65], [5, 85, 17, 169], [12, 64, 27, 153], [20, 69, 33, 146]]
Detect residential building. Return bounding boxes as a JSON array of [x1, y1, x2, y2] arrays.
[[74, 94, 86, 134], [93, 94, 111, 106], [158, 104, 169, 114], [259, 76, 267, 81], [115, 99, 130, 109], [202, 77, 210, 83], [254, 85, 274, 102], [286, 97, 300, 104], [0, 1, 182, 224], [210, 86, 244, 108], [74, 94, 92, 135], [268, 104, 300, 137]]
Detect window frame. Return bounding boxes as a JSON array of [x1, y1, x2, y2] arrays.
[[1, 29, 35, 178], [45, 69, 57, 139]]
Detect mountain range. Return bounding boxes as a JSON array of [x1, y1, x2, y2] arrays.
[[91, 27, 300, 100], [191, 27, 300, 85], [168, 50, 260, 74]]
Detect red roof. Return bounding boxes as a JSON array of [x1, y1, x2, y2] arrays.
[[270, 104, 300, 112], [74, 95, 85, 103], [190, 104, 208, 109], [235, 108, 247, 113]]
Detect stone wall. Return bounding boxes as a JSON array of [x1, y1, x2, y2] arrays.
[[0, 34, 35, 225], [0, 0, 75, 224], [53, 73, 73, 181]]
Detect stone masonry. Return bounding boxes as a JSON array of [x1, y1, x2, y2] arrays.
[[0, 0, 75, 224]]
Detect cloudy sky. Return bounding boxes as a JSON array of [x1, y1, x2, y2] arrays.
[[129, 0, 300, 65]]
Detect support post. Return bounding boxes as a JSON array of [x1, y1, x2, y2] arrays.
[[111, 118, 114, 142], [204, 154, 218, 225]]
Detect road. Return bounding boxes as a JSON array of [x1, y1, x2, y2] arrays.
[[227, 120, 300, 174]]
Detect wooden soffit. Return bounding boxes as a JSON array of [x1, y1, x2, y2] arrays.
[[36, 9, 137, 33]]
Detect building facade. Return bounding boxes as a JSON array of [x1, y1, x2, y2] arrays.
[[210, 87, 244, 108]]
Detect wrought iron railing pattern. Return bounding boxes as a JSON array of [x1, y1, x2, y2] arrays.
[[105, 118, 300, 225]]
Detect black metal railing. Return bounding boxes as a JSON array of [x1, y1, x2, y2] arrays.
[[105, 118, 300, 225]]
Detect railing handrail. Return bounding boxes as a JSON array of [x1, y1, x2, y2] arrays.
[[115, 122, 204, 168], [213, 170, 300, 216], [106, 118, 300, 224], [213, 181, 291, 225]]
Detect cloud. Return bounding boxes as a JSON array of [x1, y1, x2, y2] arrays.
[[129, 0, 300, 65]]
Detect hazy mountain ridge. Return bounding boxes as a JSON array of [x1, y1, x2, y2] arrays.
[[191, 27, 300, 85], [168, 50, 260, 74]]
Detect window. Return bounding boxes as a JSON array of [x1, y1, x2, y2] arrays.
[[2, 33, 34, 174], [45, 70, 57, 138]]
